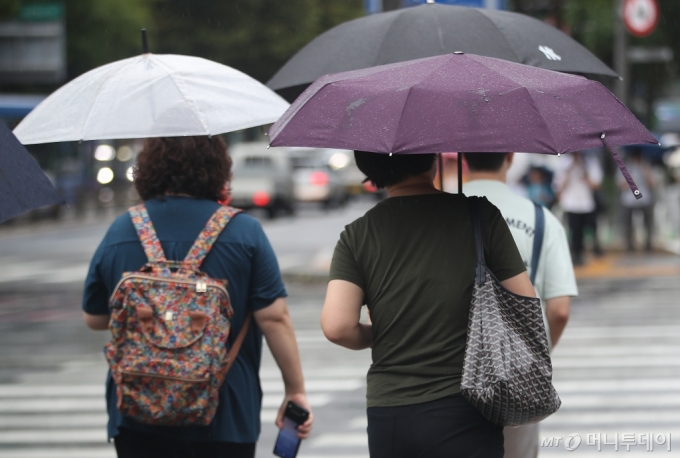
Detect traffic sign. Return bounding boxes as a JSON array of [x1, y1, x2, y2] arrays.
[[623, 0, 659, 38]]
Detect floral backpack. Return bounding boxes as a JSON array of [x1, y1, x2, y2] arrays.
[[105, 203, 249, 426]]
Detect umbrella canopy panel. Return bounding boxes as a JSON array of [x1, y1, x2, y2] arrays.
[[269, 53, 656, 197], [270, 53, 651, 154], [267, 4, 617, 101], [14, 54, 290, 144], [0, 122, 63, 224]]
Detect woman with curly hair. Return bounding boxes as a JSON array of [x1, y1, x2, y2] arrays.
[[82, 136, 312, 458]]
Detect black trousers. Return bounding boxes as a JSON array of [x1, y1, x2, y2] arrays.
[[367, 393, 503, 458], [621, 205, 654, 251], [566, 211, 601, 261], [114, 427, 256, 458]]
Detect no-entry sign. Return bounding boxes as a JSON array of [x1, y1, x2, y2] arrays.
[[623, 0, 660, 38]]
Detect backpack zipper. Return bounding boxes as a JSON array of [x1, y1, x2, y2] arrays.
[[110, 274, 229, 302], [122, 369, 210, 383]]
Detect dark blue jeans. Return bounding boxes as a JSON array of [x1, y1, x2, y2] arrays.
[[367, 393, 503, 458]]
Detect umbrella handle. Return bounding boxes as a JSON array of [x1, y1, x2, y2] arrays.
[[438, 153, 444, 191], [601, 133, 642, 200], [458, 153, 463, 195]]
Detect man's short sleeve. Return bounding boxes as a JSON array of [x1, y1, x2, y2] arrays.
[[539, 213, 578, 300], [329, 227, 366, 292], [82, 240, 111, 315], [247, 220, 287, 311], [480, 198, 527, 282]]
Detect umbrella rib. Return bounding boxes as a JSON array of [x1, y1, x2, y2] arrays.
[[375, 11, 410, 65], [475, 10, 523, 64], [79, 59, 138, 141], [466, 57, 561, 152], [153, 57, 211, 135], [391, 59, 452, 152]]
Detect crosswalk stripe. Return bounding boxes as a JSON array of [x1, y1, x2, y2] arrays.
[[555, 378, 680, 392], [0, 414, 107, 429], [543, 410, 680, 425], [263, 394, 331, 409], [559, 394, 680, 408], [311, 433, 368, 448], [261, 379, 363, 393], [553, 356, 680, 368], [554, 345, 680, 357], [0, 386, 104, 397], [0, 394, 333, 414], [0, 429, 106, 444], [0, 448, 115, 458], [261, 368, 368, 379], [0, 379, 364, 398], [0, 398, 105, 413], [560, 325, 680, 339]]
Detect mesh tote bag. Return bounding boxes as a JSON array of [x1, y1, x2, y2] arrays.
[[460, 197, 561, 426]]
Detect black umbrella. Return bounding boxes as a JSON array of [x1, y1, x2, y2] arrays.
[[267, 4, 618, 102], [0, 121, 63, 224]]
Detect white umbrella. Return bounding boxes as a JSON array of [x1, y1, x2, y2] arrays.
[[14, 53, 290, 144]]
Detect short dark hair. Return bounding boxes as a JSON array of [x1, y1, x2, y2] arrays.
[[134, 136, 232, 201], [354, 151, 436, 189], [463, 153, 508, 172]]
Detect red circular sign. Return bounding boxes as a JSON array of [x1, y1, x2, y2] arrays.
[[623, 0, 660, 38]]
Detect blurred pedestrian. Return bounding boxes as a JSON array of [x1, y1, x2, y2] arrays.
[[554, 152, 604, 266], [321, 151, 534, 458], [525, 166, 557, 209], [618, 149, 656, 252], [464, 153, 577, 458], [82, 136, 312, 458]]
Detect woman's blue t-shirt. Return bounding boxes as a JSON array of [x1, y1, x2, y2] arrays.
[[82, 196, 287, 443]]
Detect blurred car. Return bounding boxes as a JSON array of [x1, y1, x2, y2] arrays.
[[229, 142, 295, 218], [290, 149, 348, 208]]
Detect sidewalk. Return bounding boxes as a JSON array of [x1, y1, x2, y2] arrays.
[[575, 251, 680, 280], [283, 249, 680, 284]]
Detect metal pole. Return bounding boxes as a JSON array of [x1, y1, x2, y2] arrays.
[[613, 0, 628, 106], [141, 29, 150, 54], [438, 153, 444, 191], [458, 153, 463, 194]]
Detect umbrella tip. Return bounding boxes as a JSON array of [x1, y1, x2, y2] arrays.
[[141, 29, 150, 54], [454, 51, 464, 55], [426, 0, 435, 3], [267, 144, 271, 149]]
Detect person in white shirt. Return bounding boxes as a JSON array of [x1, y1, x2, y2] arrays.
[[464, 152, 578, 458], [554, 153, 604, 265]]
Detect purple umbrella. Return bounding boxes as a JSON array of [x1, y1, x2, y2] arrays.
[[269, 52, 657, 198]]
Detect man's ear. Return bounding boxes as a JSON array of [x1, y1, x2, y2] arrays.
[[507, 152, 515, 166]]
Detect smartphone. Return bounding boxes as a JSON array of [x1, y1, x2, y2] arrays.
[[273, 401, 309, 458]]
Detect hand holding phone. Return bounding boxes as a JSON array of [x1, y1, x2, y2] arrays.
[[273, 401, 310, 458]]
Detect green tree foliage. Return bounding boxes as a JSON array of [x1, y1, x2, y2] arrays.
[[65, 0, 151, 77], [564, 0, 616, 66], [148, 0, 364, 83], [0, 0, 21, 20]]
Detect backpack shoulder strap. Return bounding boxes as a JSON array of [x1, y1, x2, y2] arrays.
[[530, 202, 545, 285], [221, 312, 252, 379], [129, 204, 166, 262], [184, 206, 242, 266]]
